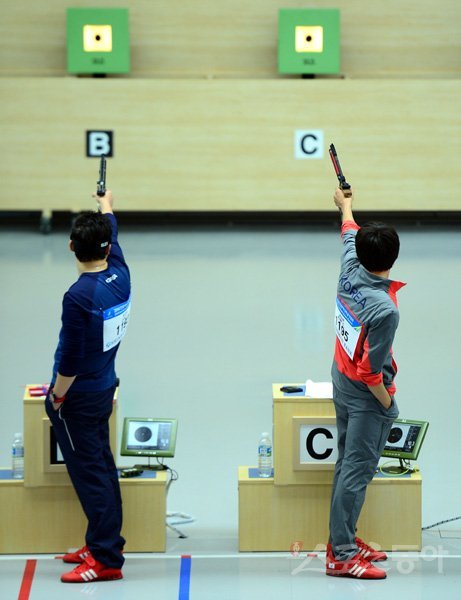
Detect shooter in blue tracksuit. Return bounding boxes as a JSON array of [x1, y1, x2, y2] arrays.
[[46, 189, 131, 583]]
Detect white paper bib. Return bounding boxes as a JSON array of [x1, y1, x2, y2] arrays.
[[102, 297, 131, 352], [334, 296, 362, 360]]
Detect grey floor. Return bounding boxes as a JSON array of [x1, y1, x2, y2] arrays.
[[1, 219, 461, 597]]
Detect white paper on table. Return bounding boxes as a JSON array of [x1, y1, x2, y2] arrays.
[[304, 379, 333, 398]]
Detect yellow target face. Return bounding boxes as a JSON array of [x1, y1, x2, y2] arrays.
[[83, 25, 113, 52], [295, 26, 324, 53]]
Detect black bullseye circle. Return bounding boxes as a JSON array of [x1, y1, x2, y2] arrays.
[[388, 427, 403, 444], [134, 426, 152, 442]]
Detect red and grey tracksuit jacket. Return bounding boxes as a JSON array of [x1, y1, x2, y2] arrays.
[[331, 220, 405, 399]]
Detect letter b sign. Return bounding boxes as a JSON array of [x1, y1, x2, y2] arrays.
[[86, 131, 114, 157]]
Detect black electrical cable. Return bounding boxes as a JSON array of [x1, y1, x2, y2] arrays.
[[422, 516, 461, 531]]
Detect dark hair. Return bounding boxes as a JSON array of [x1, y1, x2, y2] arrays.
[[70, 211, 112, 262], [355, 222, 400, 272]]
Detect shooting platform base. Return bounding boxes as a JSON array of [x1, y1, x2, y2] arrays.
[[0, 469, 167, 553], [0, 384, 167, 554], [238, 466, 422, 552]]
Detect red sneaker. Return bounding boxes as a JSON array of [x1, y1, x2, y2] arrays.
[[60, 544, 124, 564], [61, 545, 91, 564], [356, 537, 387, 562], [326, 546, 386, 579], [61, 555, 123, 583]]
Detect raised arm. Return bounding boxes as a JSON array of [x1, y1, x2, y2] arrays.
[[333, 187, 355, 224], [92, 189, 127, 265], [93, 189, 114, 215]]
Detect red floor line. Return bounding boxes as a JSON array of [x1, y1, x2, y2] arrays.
[[17, 559, 37, 600]]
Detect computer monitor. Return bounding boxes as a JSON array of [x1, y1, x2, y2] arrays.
[[120, 418, 178, 460], [381, 418, 429, 465]]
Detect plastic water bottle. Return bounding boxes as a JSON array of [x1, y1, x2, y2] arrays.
[[12, 433, 24, 479], [258, 432, 272, 478]]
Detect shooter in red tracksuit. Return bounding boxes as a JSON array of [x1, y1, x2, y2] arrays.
[[326, 187, 405, 580]]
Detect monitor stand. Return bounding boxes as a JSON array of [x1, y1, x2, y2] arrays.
[[381, 458, 415, 475], [134, 463, 168, 471]]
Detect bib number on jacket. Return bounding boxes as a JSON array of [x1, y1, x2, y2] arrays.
[[103, 297, 131, 351], [335, 296, 362, 360]]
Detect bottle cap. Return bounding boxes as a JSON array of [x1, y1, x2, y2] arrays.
[[261, 432, 269, 438]]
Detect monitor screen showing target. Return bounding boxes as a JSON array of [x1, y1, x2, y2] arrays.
[[120, 418, 178, 458], [381, 418, 429, 461]]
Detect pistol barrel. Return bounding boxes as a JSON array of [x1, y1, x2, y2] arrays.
[[96, 155, 107, 197], [329, 143, 351, 192]]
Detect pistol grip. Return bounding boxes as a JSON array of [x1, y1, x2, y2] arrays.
[[340, 183, 352, 198]]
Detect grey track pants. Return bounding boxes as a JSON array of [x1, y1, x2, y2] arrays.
[[329, 386, 399, 561]]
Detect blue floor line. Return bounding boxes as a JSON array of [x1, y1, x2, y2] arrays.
[[178, 555, 192, 600]]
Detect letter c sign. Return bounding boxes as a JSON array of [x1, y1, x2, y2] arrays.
[[298, 422, 338, 468], [294, 130, 324, 159], [306, 428, 333, 460]]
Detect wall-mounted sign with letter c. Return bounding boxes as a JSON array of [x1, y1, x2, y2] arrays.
[[294, 129, 324, 159]]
